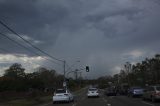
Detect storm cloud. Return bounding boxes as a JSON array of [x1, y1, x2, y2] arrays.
[[0, 0, 160, 78]]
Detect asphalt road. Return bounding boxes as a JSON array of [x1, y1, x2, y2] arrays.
[[44, 88, 160, 106]]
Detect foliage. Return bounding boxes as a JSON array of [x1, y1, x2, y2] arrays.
[[0, 64, 63, 92], [86, 54, 160, 88], [118, 54, 160, 87]]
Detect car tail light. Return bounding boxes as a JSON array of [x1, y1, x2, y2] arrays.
[[152, 92, 160, 96]]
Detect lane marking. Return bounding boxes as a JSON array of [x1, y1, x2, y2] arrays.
[[109, 96, 115, 99], [72, 103, 77, 106], [107, 104, 111, 106], [102, 98, 108, 103], [141, 101, 155, 106]]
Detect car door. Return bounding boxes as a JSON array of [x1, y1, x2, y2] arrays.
[[147, 87, 154, 99]]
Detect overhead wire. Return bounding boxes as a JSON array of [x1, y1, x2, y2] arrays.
[[0, 32, 62, 66], [0, 47, 55, 70], [0, 20, 64, 62]]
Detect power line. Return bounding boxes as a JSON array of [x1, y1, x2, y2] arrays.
[[0, 20, 64, 62], [154, 0, 160, 5], [0, 32, 62, 66], [0, 48, 56, 70]]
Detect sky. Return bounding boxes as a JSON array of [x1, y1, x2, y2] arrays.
[[0, 0, 160, 78]]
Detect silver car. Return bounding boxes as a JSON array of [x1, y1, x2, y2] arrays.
[[142, 86, 160, 102], [53, 89, 74, 103], [87, 88, 99, 98]]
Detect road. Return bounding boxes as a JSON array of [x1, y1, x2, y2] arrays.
[[43, 88, 160, 106]]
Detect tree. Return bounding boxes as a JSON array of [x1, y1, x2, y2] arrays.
[[4, 63, 25, 79]]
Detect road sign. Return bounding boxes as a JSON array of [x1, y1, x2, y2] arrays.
[[63, 81, 66, 87]]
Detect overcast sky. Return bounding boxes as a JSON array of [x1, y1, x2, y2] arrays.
[[0, 0, 160, 78]]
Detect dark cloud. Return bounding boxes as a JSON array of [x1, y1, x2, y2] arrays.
[[0, 0, 160, 78]]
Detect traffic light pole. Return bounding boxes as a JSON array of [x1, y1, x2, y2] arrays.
[[63, 60, 66, 81]]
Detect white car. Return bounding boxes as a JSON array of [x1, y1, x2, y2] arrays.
[[53, 89, 74, 103], [87, 88, 99, 98], [143, 86, 160, 102]]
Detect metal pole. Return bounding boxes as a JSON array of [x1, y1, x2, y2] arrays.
[[64, 60, 66, 81]]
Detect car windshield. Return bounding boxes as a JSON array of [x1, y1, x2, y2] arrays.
[[55, 89, 66, 93], [132, 87, 142, 89], [89, 88, 97, 91]]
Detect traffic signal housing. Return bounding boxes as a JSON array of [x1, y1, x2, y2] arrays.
[[86, 66, 89, 72]]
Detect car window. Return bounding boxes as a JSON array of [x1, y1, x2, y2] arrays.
[[55, 89, 66, 93], [133, 87, 142, 89], [156, 86, 160, 91], [89, 88, 97, 91], [148, 87, 154, 91]]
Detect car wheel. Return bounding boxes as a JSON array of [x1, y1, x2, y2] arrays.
[[72, 99, 74, 102], [151, 96, 156, 102], [131, 94, 134, 98], [68, 98, 71, 103], [67, 100, 70, 103]]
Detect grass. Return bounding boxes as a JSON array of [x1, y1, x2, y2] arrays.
[[0, 95, 52, 106]]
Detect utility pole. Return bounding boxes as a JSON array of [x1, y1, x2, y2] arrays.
[[63, 60, 66, 80], [63, 60, 67, 88], [74, 69, 78, 80]]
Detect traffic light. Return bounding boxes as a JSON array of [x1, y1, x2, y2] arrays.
[[86, 66, 89, 72]]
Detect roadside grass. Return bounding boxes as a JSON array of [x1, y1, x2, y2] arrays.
[[0, 95, 52, 106]]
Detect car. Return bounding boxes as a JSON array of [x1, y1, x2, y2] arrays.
[[87, 88, 99, 98], [105, 87, 117, 96], [127, 87, 144, 97], [142, 85, 160, 102], [53, 88, 74, 103]]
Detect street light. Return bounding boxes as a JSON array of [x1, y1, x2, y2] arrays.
[[63, 60, 80, 88], [66, 66, 90, 79], [65, 60, 80, 73], [66, 69, 81, 79]]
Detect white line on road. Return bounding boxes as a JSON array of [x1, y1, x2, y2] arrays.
[[102, 98, 107, 103], [109, 96, 115, 99], [141, 101, 155, 106], [107, 104, 111, 106], [72, 103, 77, 106]]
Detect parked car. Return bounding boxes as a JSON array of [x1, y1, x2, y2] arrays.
[[53, 88, 74, 103], [128, 87, 144, 97], [87, 88, 99, 98], [105, 87, 117, 96], [142, 85, 160, 102]]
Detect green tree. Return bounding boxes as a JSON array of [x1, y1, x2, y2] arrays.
[[4, 63, 25, 79]]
